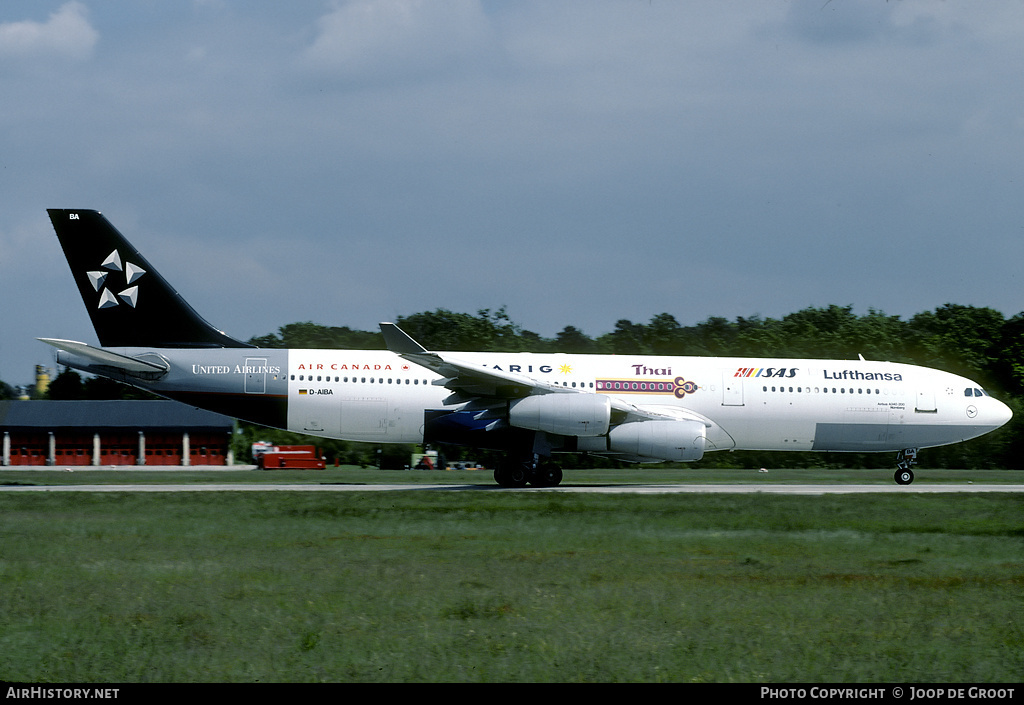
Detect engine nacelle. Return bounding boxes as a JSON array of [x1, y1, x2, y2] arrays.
[[607, 420, 706, 462], [509, 394, 611, 437]]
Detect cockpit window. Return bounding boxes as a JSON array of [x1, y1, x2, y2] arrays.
[[965, 388, 989, 397]]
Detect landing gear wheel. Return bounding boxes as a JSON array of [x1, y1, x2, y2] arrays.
[[893, 448, 919, 485], [530, 463, 563, 488], [494, 460, 530, 488]]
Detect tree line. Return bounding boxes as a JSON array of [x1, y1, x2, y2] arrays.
[[251, 304, 1019, 388], [15, 303, 1023, 470], [247, 303, 1023, 470]]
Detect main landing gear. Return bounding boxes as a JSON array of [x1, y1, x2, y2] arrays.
[[493, 456, 563, 488], [894, 448, 918, 485]]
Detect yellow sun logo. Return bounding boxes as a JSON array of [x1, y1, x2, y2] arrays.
[[559, 364, 573, 374]]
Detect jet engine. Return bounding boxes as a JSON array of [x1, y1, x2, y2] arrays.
[[607, 419, 706, 462], [508, 394, 612, 437]]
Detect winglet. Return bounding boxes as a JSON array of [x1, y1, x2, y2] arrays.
[[379, 322, 429, 355]]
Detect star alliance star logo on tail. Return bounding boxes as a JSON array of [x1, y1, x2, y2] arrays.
[[86, 249, 146, 309]]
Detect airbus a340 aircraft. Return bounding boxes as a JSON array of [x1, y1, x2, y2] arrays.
[[42, 209, 1012, 486]]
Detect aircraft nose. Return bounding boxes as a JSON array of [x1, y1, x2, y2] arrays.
[[977, 396, 1014, 431], [991, 398, 1013, 428]]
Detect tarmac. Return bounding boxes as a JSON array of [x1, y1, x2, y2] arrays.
[[3, 465, 1023, 494]]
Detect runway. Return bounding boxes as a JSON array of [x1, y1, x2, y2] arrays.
[[3, 483, 1023, 494]]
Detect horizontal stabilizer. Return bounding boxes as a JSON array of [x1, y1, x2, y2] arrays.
[[38, 338, 168, 374]]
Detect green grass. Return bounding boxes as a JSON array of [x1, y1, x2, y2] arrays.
[[1, 490, 1022, 682]]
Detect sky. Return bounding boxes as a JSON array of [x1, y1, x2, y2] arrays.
[[2, 1, 1023, 385]]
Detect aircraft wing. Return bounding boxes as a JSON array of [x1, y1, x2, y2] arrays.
[[380, 322, 570, 401], [379, 322, 669, 423]]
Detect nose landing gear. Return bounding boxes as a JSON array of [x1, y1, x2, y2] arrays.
[[894, 448, 918, 485]]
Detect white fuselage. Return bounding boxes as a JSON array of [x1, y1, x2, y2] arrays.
[[282, 349, 1011, 453]]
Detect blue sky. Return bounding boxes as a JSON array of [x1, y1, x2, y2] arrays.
[[2, 1, 1023, 384]]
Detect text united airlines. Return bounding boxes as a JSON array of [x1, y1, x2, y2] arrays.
[[192, 364, 282, 375]]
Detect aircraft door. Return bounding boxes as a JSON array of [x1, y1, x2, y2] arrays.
[[721, 372, 744, 406], [915, 389, 937, 413], [244, 357, 267, 394], [340, 399, 389, 438]]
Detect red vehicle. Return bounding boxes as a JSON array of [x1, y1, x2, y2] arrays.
[[254, 444, 325, 470]]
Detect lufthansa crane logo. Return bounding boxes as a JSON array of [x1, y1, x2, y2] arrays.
[[86, 250, 146, 309]]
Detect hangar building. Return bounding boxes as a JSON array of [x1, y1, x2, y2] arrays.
[[0, 400, 235, 467]]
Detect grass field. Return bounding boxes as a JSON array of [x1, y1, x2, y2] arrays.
[[1, 469, 1022, 683]]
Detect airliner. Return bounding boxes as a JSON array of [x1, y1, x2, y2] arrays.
[[41, 209, 1012, 486]]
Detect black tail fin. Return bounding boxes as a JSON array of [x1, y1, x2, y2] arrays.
[[48, 209, 252, 348]]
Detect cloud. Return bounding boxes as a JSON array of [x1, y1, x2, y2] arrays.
[[781, 0, 899, 44], [302, 0, 491, 80], [0, 1, 98, 61]]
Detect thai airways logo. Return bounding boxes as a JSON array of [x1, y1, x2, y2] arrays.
[[596, 377, 698, 399], [86, 250, 146, 310]]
